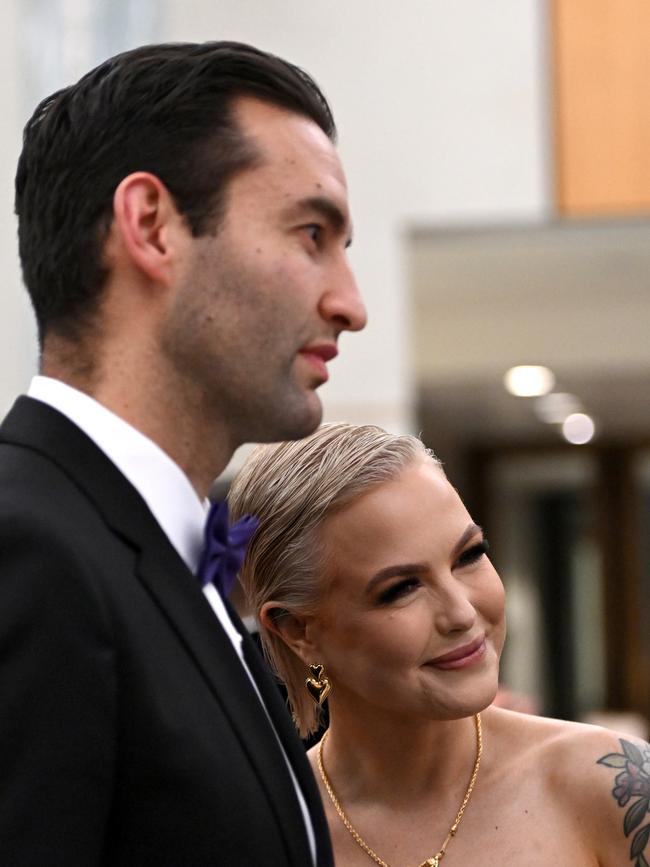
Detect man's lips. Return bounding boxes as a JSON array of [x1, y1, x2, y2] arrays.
[[427, 636, 486, 670], [298, 344, 338, 381]]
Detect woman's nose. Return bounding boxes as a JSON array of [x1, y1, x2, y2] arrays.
[[433, 581, 477, 635]]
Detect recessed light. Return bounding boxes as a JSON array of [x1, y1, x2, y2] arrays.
[[504, 365, 555, 397], [562, 412, 595, 445]]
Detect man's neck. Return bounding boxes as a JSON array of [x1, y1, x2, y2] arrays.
[[40, 360, 234, 500]]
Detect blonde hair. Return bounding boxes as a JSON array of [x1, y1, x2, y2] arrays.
[[227, 422, 440, 737]]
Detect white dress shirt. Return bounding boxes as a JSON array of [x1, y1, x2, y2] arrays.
[[27, 375, 316, 864]]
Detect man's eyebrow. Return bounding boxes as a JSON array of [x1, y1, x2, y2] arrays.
[[284, 196, 353, 244]]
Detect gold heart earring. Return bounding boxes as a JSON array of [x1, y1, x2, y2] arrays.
[[305, 663, 331, 705]]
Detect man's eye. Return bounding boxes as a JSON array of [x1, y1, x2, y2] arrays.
[[455, 539, 490, 569], [303, 224, 322, 245], [377, 577, 420, 605]]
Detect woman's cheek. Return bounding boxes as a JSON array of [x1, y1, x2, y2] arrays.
[[481, 567, 507, 627]]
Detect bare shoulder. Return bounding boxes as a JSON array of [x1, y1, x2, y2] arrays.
[[588, 725, 650, 867], [484, 707, 650, 866], [486, 705, 642, 761]]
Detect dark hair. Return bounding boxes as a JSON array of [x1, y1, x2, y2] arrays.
[[15, 41, 336, 344]]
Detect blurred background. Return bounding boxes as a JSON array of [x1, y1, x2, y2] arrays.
[[1, 0, 648, 733]]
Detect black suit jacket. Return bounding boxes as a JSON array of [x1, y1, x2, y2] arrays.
[[0, 396, 332, 866]]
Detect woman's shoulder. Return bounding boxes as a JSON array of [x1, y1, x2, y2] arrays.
[[484, 706, 650, 865], [484, 705, 647, 786], [485, 704, 639, 752]]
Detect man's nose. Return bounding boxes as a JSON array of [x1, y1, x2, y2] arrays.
[[319, 261, 367, 333]]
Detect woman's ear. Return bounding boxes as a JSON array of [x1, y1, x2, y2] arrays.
[[260, 602, 317, 665]]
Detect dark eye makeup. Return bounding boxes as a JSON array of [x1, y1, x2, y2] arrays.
[[375, 538, 490, 605], [455, 537, 490, 569], [377, 576, 420, 605]]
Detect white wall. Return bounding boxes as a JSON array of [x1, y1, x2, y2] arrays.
[[0, 1, 37, 416], [0, 0, 163, 415], [1, 0, 550, 432]]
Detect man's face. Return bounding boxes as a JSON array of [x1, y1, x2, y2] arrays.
[[161, 96, 366, 446]]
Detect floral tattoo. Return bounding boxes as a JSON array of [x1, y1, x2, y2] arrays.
[[598, 739, 650, 866]]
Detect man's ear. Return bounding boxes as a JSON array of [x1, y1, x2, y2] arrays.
[[260, 602, 318, 666], [111, 172, 186, 284]]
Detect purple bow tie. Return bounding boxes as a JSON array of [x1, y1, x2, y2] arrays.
[[197, 500, 259, 598]]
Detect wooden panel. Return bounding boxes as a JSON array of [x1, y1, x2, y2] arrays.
[[552, 0, 650, 215], [596, 447, 649, 718]]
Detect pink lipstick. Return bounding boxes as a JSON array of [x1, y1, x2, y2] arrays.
[[429, 636, 486, 671]]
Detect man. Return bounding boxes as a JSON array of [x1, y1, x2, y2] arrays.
[[0, 42, 366, 865]]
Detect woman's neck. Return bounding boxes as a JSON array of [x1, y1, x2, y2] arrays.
[[321, 705, 481, 807]]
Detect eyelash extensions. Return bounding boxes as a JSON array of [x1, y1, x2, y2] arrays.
[[456, 538, 490, 568], [377, 576, 420, 605], [376, 538, 490, 605]]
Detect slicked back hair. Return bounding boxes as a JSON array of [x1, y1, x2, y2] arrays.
[[15, 41, 335, 345], [228, 423, 441, 737]]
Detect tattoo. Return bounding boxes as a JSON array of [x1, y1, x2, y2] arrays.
[[598, 739, 650, 866]]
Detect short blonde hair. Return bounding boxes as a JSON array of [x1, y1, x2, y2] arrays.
[[227, 422, 440, 737]]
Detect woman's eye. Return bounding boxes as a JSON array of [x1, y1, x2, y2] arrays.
[[455, 538, 490, 569], [377, 577, 420, 605]]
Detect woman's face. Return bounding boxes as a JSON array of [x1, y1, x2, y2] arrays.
[[306, 458, 506, 722]]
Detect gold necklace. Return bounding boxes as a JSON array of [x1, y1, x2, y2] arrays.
[[317, 713, 482, 867]]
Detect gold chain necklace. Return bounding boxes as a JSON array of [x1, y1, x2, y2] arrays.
[[317, 713, 482, 867]]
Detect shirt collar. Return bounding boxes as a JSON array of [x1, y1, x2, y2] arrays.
[[28, 375, 206, 572]]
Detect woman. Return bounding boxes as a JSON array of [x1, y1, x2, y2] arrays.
[[228, 423, 649, 867]]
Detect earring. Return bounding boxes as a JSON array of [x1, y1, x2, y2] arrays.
[[305, 663, 331, 705]]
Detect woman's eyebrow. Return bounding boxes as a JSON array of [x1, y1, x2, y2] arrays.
[[365, 525, 484, 594], [452, 523, 484, 558]]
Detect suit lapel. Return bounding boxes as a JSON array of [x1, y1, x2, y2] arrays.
[[0, 397, 319, 866], [135, 544, 315, 866], [231, 609, 334, 867]]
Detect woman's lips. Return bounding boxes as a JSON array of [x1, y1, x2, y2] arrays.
[[428, 636, 486, 670]]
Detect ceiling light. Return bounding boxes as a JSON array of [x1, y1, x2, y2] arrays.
[[562, 412, 595, 445], [534, 392, 581, 424], [504, 365, 555, 397]]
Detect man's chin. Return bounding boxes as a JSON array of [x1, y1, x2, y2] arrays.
[[251, 391, 323, 444], [280, 397, 323, 442]]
